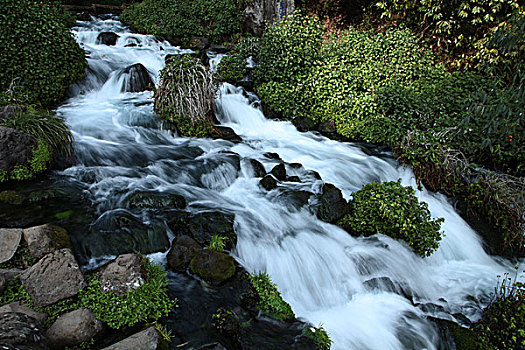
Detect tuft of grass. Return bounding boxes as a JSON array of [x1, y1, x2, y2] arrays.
[[248, 271, 294, 321], [208, 235, 227, 251]]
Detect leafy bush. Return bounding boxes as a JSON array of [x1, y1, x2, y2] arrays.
[[0, 0, 86, 107], [304, 323, 333, 350], [120, 0, 242, 44], [338, 180, 443, 257], [217, 54, 248, 82], [249, 271, 295, 321], [473, 269, 525, 350], [155, 54, 217, 137]]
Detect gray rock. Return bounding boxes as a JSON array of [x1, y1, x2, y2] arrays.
[[0, 228, 23, 264], [0, 275, 5, 294], [316, 183, 348, 224], [0, 126, 37, 174], [121, 63, 154, 93], [22, 224, 71, 260], [96, 31, 119, 45], [45, 308, 103, 349], [0, 312, 48, 349], [0, 268, 24, 280], [101, 327, 159, 350], [0, 302, 47, 324], [167, 235, 202, 272], [20, 249, 86, 308], [100, 253, 145, 295]]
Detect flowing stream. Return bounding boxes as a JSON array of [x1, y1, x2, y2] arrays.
[[56, 17, 522, 349]]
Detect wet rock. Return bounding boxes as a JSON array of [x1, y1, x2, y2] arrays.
[[26, 189, 60, 203], [45, 308, 103, 349], [277, 190, 312, 211], [101, 327, 159, 350], [187, 36, 209, 50], [210, 126, 242, 143], [96, 31, 119, 46], [292, 116, 317, 132], [0, 302, 47, 324], [212, 308, 240, 349], [22, 224, 71, 260], [0, 228, 22, 264], [0, 126, 37, 174], [316, 183, 348, 223], [122, 63, 154, 93], [0, 275, 5, 294], [169, 211, 237, 250], [0, 312, 48, 349], [20, 248, 86, 308], [259, 174, 277, 191], [167, 235, 202, 272], [190, 250, 236, 285], [76, 12, 92, 22], [264, 152, 281, 160], [305, 170, 322, 180], [100, 253, 145, 295], [287, 176, 301, 182], [126, 191, 186, 210], [249, 159, 266, 178], [261, 101, 281, 120], [199, 343, 227, 350], [270, 163, 287, 181], [209, 44, 230, 53], [318, 120, 337, 135], [0, 190, 25, 205]]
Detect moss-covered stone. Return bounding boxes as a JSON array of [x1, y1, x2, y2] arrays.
[[0, 191, 25, 205], [190, 250, 235, 285]]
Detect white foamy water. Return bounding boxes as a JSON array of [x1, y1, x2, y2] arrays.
[[57, 17, 523, 350]]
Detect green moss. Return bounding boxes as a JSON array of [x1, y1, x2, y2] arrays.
[[55, 210, 74, 220], [0, 0, 86, 107], [447, 322, 478, 350], [0, 277, 31, 306], [338, 180, 443, 257], [0, 190, 25, 205], [189, 250, 236, 284], [0, 139, 51, 183], [249, 271, 294, 321], [47, 225, 72, 250]]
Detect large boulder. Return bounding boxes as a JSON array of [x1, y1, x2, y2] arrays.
[[0, 312, 48, 349], [316, 183, 348, 223], [121, 63, 154, 93], [100, 253, 145, 295], [22, 224, 71, 260], [45, 308, 103, 349], [259, 174, 277, 191], [190, 250, 235, 285], [20, 249, 86, 307], [101, 327, 159, 350], [96, 32, 119, 46], [167, 235, 202, 272], [126, 191, 186, 210], [0, 228, 22, 264], [249, 159, 266, 178], [0, 126, 37, 174], [270, 163, 287, 181]]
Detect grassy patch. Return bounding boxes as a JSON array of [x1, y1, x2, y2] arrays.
[[249, 271, 294, 321]]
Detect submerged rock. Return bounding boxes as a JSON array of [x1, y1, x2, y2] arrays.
[[249, 159, 266, 178], [167, 235, 202, 272], [121, 63, 154, 93], [20, 248, 86, 307], [126, 191, 186, 210], [0, 190, 25, 205], [96, 31, 119, 46], [210, 126, 242, 143], [292, 116, 317, 132], [45, 308, 103, 349], [316, 183, 348, 223], [190, 250, 236, 285]]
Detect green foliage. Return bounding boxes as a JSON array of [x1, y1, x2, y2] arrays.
[[0, 106, 74, 158], [155, 54, 216, 137], [0, 139, 52, 183], [217, 54, 248, 82], [0, 278, 31, 306], [78, 258, 176, 329], [304, 323, 332, 350], [339, 180, 443, 257], [120, 0, 242, 44], [208, 235, 227, 251], [0, 240, 36, 270], [249, 271, 294, 321], [473, 269, 525, 350], [0, 0, 86, 107]]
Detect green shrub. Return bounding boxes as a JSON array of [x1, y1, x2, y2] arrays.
[[120, 0, 242, 44], [473, 269, 525, 350], [338, 180, 443, 257], [155, 54, 217, 137], [304, 324, 333, 350], [209, 235, 227, 251], [78, 258, 176, 329], [217, 53, 248, 82], [249, 271, 295, 321], [0, 0, 86, 107]]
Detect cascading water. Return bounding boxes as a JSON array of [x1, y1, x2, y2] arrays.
[[56, 16, 522, 349]]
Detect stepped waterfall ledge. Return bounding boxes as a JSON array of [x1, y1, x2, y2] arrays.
[[0, 14, 523, 350]]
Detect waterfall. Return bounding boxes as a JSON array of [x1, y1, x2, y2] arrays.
[[57, 16, 522, 349]]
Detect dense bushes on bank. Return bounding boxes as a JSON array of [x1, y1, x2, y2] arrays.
[[120, 0, 243, 44], [0, 0, 86, 107]]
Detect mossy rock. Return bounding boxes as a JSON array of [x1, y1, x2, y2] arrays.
[[47, 225, 72, 250], [0, 191, 25, 206], [126, 191, 186, 210], [190, 250, 235, 285]]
